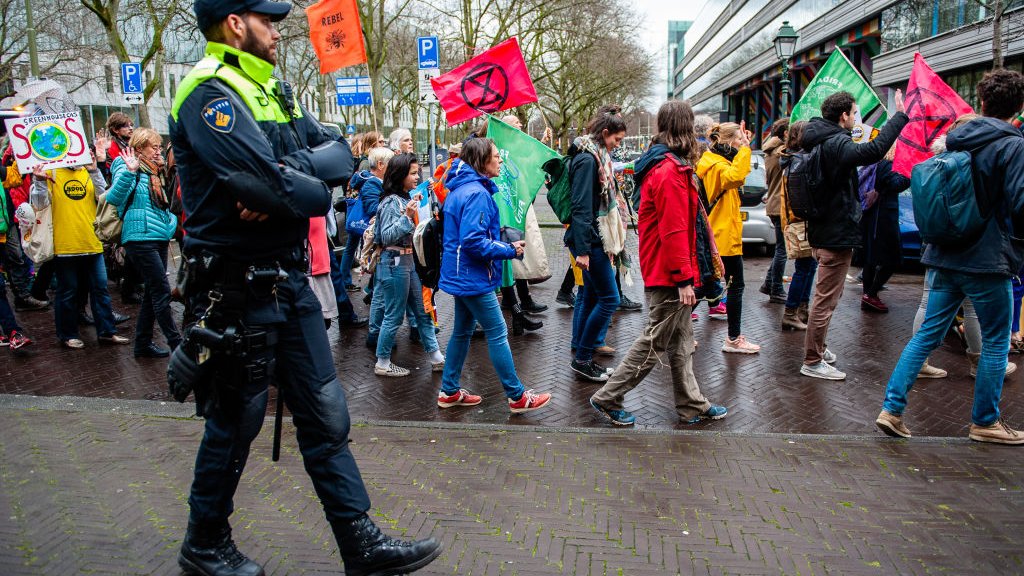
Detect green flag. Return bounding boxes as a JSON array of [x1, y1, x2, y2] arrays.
[[488, 114, 559, 232], [790, 50, 888, 143]]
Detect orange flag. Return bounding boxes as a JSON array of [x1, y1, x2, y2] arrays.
[[306, 0, 367, 74]]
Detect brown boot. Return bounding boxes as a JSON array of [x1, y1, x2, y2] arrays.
[[797, 302, 809, 324], [967, 352, 1017, 377], [781, 307, 807, 331]]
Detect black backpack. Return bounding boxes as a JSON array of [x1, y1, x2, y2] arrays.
[[783, 145, 826, 220], [413, 201, 444, 291]]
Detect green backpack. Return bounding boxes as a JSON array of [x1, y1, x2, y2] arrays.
[[542, 155, 572, 225]]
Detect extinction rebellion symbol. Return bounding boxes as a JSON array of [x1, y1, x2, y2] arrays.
[[460, 62, 509, 113], [898, 87, 957, 153]]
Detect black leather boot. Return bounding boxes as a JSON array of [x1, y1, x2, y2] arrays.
[[511, 304, 542, 336], [332, 514, 442, 576], [178, 522, 264, 576]]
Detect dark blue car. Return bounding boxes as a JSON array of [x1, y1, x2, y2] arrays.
[[898, 190, 922, 262]]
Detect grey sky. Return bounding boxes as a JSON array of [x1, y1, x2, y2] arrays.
[[632, 0, 700, 108]]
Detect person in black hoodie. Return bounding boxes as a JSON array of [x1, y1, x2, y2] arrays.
[[860, 146, 908, 313], [798, 90, 908, 381], [877, 69, 1024, 445]]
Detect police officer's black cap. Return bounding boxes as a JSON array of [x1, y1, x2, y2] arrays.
[[194, 0, 291, 32]]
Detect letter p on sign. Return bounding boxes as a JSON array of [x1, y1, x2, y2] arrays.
[[417, 36, 439, 70]]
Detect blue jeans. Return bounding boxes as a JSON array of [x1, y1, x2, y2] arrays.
[[375, 252, 438, 358], [328, 245, 356, 321], [338, 232, 361, 288], [882, 268, 1011, 426], [0, 273, 21, 334], [54, 254, 117, 341], [124, 241, 182, 351], [188, 269, 370, 526], [440, 291, 525, 400], [572, 246, 619, 362], [765, 215, 788, 294], [785, 256, 818, 308]]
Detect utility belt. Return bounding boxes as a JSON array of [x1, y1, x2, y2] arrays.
[[383, 246, 413, 256], [183, 248, 308, 302]]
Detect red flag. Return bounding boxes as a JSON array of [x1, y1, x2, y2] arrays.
[[306, 0, 367, 74], [894, 53, 974, 177], [431, 37, 538, 126]]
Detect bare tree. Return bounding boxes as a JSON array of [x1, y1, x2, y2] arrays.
[[358, 0, 415, 130], [79, 0, 182, 127]]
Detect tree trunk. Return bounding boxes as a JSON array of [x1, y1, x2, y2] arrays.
[[992, 0, 1004, 69]]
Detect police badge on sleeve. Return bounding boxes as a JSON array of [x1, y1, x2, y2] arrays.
[[202, 98, 235, 133]]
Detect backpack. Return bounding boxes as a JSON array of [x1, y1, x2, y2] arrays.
[[412, 201, 444, 291], [783, 145, 826, 220], [542, 155, 572, 224], [693, 196, 725, 302], [345, 195, 370, 236], [358, 216, 381, 273], [910, 150, 988, 246], [94, 173, 139, 244]]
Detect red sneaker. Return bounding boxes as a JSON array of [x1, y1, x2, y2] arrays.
[[861, 294, 889, 313], [9, 331, 31, 350], [0, 332, 9, 347], [508, 389, 551, 413], [437, 389, 483, 408]]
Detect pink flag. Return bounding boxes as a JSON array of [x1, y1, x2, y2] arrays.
[[894, 53, 974, 177], [430, 37, 538, 126]]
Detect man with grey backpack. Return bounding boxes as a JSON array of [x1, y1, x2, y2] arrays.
[[876, 69, 1024, 444]]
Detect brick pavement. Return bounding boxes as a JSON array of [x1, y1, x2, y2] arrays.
[[1, 399, 1022, 575], [1, 223, 1019, 438]]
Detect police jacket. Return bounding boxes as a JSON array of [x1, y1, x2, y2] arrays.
[[801, 112, 908, 250], [169, 42, 350, 263], [922, 117, 1024, 277]]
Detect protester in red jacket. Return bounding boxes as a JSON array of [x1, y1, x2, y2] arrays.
[[589, 100, 727, 427]]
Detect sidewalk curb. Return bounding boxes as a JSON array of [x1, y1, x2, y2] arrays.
[[0, 393, 967, 444]]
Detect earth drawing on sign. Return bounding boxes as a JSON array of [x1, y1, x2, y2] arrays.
[[459, 62, 509, 113], [29, 122, 70, 161]]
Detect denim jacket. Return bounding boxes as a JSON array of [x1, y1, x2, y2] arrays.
[[375, 193, 414, 248]]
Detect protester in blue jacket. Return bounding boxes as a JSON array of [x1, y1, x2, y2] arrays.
[[106, 128, 181, 358], [435, 138, 551, 413]]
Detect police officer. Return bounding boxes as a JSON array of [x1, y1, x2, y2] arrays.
[[168, 1, 441, 575]]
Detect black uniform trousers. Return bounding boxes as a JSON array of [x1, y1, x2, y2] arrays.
[[187, 267, 371, 526]]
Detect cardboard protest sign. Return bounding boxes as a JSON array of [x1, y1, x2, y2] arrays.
[[4, 111, 90, 174]]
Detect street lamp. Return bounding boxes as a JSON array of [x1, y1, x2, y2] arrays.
[[773, 21, 799, 116]]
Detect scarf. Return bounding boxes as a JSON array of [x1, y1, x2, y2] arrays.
[[711, 143, 738, 162], [139, 156, 169, 210], [573, 135, 625, 256]]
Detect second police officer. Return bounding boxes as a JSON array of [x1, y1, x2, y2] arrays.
[[167, 1, 442, 575]]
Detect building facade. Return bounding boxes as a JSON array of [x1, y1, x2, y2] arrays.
[[667, 21, 693, 101], [675, 0, 1024, 147]]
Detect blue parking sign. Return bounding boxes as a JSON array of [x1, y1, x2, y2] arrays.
[[417, 36, 439, 70], [121, 63, 142, 94]]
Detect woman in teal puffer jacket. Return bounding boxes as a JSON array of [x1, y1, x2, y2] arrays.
[[105, 128, 181, 358]]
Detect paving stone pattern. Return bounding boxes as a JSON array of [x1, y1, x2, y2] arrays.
[[0, 205, 1021, 437], [1, 406, 1022, 575]]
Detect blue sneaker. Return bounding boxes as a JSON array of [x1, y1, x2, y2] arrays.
[[682, 404, 727, 424], [590, 398, 636, 426]]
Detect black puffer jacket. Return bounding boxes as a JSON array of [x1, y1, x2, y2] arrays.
[[921, 117, 1024, 277], [800, 112, 908, 250]]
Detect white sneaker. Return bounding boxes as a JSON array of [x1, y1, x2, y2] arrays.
[[374, 362, 410, 377], [800, 361, 846, 380], [722, 335, 760, 354], [822, 348, 837, 364]]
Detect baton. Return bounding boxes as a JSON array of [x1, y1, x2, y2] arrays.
[[272, 386, 284, 462]]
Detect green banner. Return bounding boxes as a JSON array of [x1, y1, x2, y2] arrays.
[[488, 114, 559, 232], [789, 50, 888, 143]]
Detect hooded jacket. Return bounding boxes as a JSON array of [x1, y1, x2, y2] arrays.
[[696, 145, 750, 257], [438, 159, 516, 297], [800, 112, 908, 250], [348, 169, 383, 217], [762, 136, 786, 217], [921, 117, 1024, 277], [633, 144, 700, 288]]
